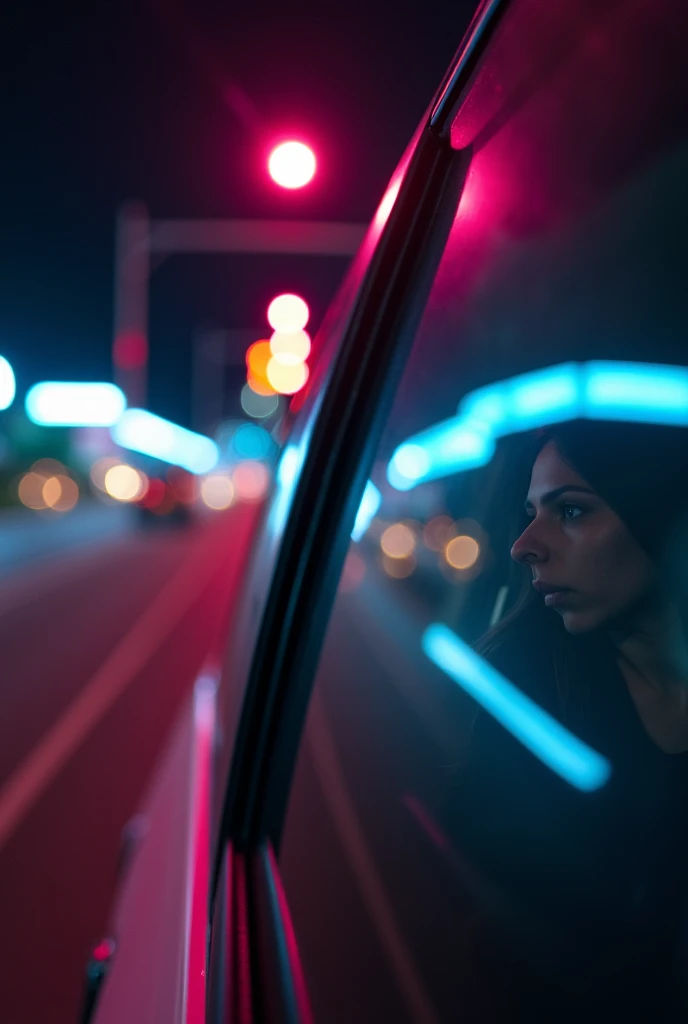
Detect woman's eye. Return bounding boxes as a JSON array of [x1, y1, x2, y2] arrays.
[[561, 502, 584, 521]]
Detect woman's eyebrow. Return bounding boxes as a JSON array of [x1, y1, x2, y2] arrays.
[[524, 484, 596, 510]]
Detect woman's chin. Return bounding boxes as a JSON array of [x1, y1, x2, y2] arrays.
[[559, 608, 598, 634]]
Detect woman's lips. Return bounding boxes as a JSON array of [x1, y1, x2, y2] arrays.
[[532, 580, 574, 607]]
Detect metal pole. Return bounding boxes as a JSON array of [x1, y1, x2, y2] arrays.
[[112, 202, 150, 409], [112, 206, 366, 415]]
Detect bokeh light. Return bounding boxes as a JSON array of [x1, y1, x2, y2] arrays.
[[246, 339, 272, 376], [445, 534, 480, 570], [266, 358, 309, 395], [90, 456, 122, 493], [267, 294, 309, 333], [140, 478, 166, 510], [104, 463, 146, 502], [423, 515, 456, 551], [380, 522, 416, 560], [201, 474, 235, 510], [247, 374, 277, 397], [113, 331, 148, 370], [18, 472, 48, 510], [241, 384, 280, 419], [167, 467, 196, 504], [42, 475, 79, 512], [268, 141, 316, 189], [382, 553, 416, 579], [232, 461, 270, 502], [269, 330, 311, 365], [245, 340, 276, 395], [31, 458, 65, 477], [232, 423, 273, 461]]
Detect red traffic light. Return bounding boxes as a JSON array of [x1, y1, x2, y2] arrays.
[[268, 141, 316, 189]]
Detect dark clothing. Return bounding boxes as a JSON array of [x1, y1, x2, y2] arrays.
[[441, 628, 688, 1021]]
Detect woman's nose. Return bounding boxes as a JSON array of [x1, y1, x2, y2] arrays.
[[511, 519, 548, 565]]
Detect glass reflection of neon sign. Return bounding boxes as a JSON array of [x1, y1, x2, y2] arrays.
[[351, 481, 381, 541], [387, 362, 688, 491], [423, 623, 611, 791]]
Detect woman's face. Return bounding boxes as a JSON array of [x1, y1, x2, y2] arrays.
[[511, 440, 655, 633]]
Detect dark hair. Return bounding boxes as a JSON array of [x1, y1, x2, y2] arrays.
[[477, 420, 688, 729]]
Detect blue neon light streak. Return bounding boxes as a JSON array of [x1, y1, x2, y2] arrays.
[[112, 408, 219, 474], [388, 422, 494, 491], [584, 362, 688, 424], [388, 362, 688, 490], [422, 623, 611, 791], [26, 382, 126, 427], [351, 481, 382, 541]]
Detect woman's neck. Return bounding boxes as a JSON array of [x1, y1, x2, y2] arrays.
[[610, 605, 687, 693]]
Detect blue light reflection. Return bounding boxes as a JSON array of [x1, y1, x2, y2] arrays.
[[388, 362, 688, 490], [351, 481, 382, 541], [422, 622, 611, 792]]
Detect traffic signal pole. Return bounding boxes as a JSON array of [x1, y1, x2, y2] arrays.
[[112, 202, 367, 408]]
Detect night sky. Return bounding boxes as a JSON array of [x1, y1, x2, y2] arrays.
[[2, 0, 475, 427]]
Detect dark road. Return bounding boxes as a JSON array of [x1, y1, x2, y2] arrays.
[[0, 508, 257, 1024]]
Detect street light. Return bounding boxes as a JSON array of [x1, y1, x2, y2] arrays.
[[268, 141, 316, 189]]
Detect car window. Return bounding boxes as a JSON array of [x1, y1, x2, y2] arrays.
[[278, 1, 688, 1021]]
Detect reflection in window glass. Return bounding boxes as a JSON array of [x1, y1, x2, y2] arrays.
[[279, 1, 688, 1020]]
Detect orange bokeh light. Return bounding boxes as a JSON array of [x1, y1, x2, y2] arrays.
[[246, 340, 277, 394], [247, 374, 277, 397], [246, 340, 272, 376]]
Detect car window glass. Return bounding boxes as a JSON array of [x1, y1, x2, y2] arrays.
[[214, 130, 421, 799], [279, 1, 688, 1020]]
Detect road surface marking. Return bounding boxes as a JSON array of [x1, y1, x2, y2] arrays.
[[0, 536, 224, 851]]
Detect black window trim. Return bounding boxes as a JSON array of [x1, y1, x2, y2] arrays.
[[430, 0, 509, 136]]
